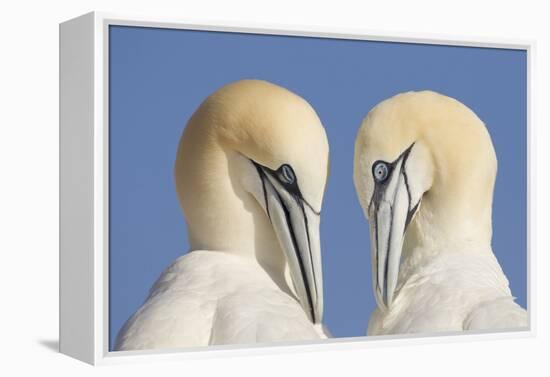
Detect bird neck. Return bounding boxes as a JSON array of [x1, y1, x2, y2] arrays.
[[175, 128, 292, 294], [401, 190, 494, 267]]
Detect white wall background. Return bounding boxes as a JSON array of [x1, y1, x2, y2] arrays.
[[0, 0, 548, 375]]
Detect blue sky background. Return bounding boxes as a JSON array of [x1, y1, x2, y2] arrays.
[[109, 25, 527, 350]]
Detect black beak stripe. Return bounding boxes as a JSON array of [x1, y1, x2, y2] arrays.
[[254, 163, 272, 222], [368, 142, 420, 303], [253, 161, 318, 323], [272, 189, 316, 323]]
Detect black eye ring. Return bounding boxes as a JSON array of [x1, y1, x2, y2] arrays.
[[278, 164, 295, 185], [373, 161, 389, 183]]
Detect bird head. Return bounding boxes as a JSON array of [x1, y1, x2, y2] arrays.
[[175, 80, 329, 324], [353, 91, 497, 311]]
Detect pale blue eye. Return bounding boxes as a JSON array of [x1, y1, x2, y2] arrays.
[[373, 162, 389, 182], [279, 164, 295, 184]]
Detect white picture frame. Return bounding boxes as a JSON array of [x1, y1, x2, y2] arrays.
[[59, 11, 535, 365]]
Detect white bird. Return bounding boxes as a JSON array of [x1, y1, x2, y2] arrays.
[[353, 91, 528, 335], [115, 80, 329, 350]]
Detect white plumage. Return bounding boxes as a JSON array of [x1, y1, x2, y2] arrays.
[[367, 242, 527, 335], [354, 91, 527, 335], [115, 80, 329, 350], [116, 251, 325, 350]]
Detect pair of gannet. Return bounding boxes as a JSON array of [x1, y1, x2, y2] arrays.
[[353, 91, 528, 334], [116, 80, 328, 350], [115, 80, 527, 351]]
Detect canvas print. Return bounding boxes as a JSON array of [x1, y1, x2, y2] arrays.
[[108, 26, 527, 351]]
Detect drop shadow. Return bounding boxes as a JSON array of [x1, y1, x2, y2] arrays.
[[38, 339, 59, 353]]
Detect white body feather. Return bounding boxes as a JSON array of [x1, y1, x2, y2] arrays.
[[114, 81, 331, 351], [354, 92, 527, 336], [368, 242, 527, 335], [115, 251, 325, 350]]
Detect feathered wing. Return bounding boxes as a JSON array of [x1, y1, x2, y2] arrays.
[[208, 290, 321, 345], [115, 251, 323, 351], [464, 296, 528, 331], [114, 254, 217, 350], [366, 247, 528, 335]]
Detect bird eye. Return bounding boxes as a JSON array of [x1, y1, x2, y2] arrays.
[[278, 164, 295, 185], [373, 161, 389, 183]]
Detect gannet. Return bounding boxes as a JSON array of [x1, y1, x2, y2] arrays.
[[353, 91, 528, 335], [115, 80, 329, 350]]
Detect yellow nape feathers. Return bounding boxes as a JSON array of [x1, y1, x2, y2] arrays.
[[355, 90, 497, 244]]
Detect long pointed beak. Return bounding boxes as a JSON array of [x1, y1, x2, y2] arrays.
[[369, 148, 418, 310], [256, 167, 323, 324]]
